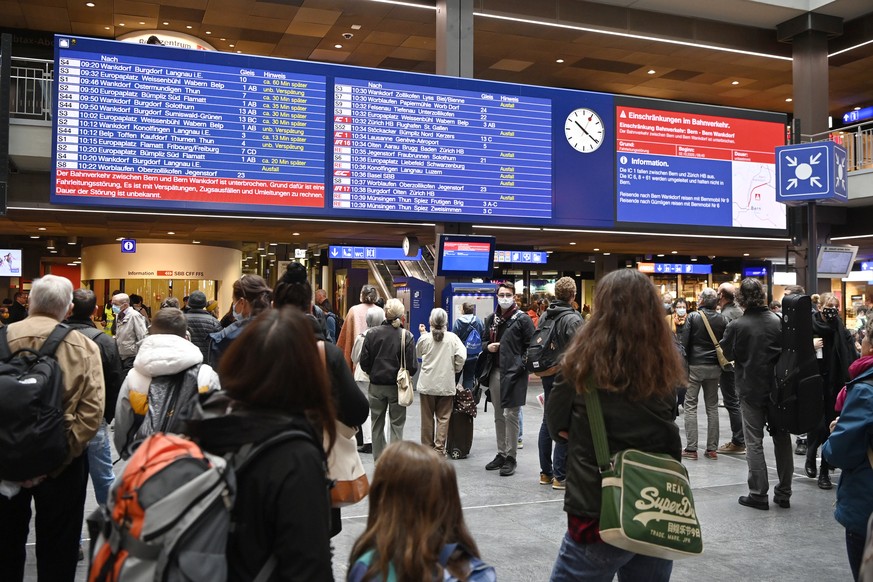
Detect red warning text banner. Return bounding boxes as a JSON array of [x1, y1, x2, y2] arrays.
[[55, 170, 325, 208]]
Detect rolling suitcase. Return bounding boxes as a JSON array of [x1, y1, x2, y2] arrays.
[[447, 411, 474, 459]]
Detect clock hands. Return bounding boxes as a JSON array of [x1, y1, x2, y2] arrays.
[[573, 119, 600, 144]]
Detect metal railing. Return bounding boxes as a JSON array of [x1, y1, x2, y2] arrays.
[[805, 120, 873, 173], [10, 56, 53, 122]]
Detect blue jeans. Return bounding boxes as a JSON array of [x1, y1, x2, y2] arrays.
[[538, 375, 567, 480], [87, 420, 115, 506], [460, 358, 477, 390], [550, 532, 673, 582]]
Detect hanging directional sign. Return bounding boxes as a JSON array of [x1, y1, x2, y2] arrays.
[[328, 245, 422, 261], [775, 141, 848, 203], [637, 262, 712, 275]]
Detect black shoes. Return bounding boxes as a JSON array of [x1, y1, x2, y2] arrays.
[[499, 456, 517, 476], [794, 437, 807, 456], [738, 495, 769, 510], [804, 459, 817, 478], [818, 471, 833, 490], [357, 444, 372, 454], [485, 454, 506, 471], [774, 497, 791, 509]]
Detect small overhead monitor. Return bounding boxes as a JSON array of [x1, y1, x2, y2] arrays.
[[436, 235, 496, 278], [0, 249, 22, 276], [816, 244, 858, 279], [772, 271, 797, 286]]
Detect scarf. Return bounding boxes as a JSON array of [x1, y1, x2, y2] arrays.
[[490, 304, 518, 343]]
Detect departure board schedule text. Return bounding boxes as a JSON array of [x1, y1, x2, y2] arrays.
[[331, 79, 552, 219], [54, 49, 326, 208]]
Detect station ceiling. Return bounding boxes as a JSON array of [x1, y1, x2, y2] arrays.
[[2, 0, 872, 261]]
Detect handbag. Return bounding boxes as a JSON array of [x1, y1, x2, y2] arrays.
[[453, 384, 478, 418], [584, 382, 703, 560], [699, 312, 733, 371], [316, 342, 369, 507], [397, 329, 414, 407]]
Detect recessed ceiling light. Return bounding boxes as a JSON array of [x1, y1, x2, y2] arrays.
[[116, 237, 124, 241], [205, 31, 211, 35], [690, 257, 698, 261], [118, 22, 125, 26], [855, 106, 862, 111], [50, 249, 58, 253], [351, 24, 362, 30], [785, 98, 793, 102], [603, 252, 611, 256], [269, 242, 277, 246], [38, 227, 46, 231], [192, 240, 200, 244], [647, 69, 656, 74], [229, 44, 235, 47], [186, 25, 193, 29], [167, 231, 175, 235], [657, 253, 665, 257], [593, 248, 600, 251], [569, 242, 576, 246], [163, 21, 169, 25], [236, 51, 241, 54], [292, 232, 300, 236], [334, 44, 343, 49], [220, 38, 226, 41], [67, 263, 77, 267], [743, 253, 750, 257], [731, 80, 739, 85], [556, 58, 564, 63], [85, 2, 95, 6], [104, 26, 110, 30], [139, 21, 145, 25], [30, 236, 40, 239], [671, 250, 678, 254]]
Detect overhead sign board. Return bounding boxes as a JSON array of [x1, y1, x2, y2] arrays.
[[494, 250, 547, 264], [743, 266, 768, 277], [775, 141, 848, 203], [842, 106, 873, 125], [328, 245, 421, 261], [637, 262, 712, 275]]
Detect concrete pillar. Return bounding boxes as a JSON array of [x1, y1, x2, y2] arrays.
[[436, 0, 474, 78]]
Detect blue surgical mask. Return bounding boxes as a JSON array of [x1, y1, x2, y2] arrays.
[[232, 300, 244, 321], [111, 305, 121, 315]]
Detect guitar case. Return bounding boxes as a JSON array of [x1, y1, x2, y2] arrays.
[[770, 294, 825, 434]]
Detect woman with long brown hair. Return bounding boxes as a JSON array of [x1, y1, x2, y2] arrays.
[[188, 307, 337, 581], [546, 268, 685, 581], [347, 441, 494, 582], [207, 274, 272, 367]]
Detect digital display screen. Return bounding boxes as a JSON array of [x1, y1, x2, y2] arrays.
[[437, 235, 496, 277], [817, 245, 858, 278], [51, 36, 786, 236], [615, 100, 786, 230], [0, 249, 22, 275]]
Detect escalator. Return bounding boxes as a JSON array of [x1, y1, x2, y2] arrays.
[[367, 244, 436, 299]]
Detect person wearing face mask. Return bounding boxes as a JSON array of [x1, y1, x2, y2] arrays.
[[806, 293, 859, 489], [207, 275, 272, 368], [661, 292, 674, 317], [113, 292, 148, 376], [481, 282, 535, 477]]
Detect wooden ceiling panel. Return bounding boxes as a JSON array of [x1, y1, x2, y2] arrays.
[[285, 21, 333, 36], [388, 46, 435, 61], [293, 6, 341, 25], [249, 2, 299, 19], [364, 30, 410, 46], [234, 39, 280, 53], [71, 22, 115, 36], [309, 47, 350, 62], [115, 0, 161, 18]]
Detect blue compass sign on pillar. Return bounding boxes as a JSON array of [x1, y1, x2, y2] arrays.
[[775, 141, 848, 203]]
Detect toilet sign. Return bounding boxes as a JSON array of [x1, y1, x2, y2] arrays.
[[121, 239, 137, 253]]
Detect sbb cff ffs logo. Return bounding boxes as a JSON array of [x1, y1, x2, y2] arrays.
[[156, 271, 205, 277]]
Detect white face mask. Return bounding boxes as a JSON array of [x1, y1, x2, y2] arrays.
[[497, 297, 515, 310], [676, 308, 687, 317]]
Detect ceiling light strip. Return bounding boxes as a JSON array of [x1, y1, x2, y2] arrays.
[[4, 205, 435, 228], [831, 233, 873, 241], [473, 12, 792, 61], [541, 227, 789, 242], [829, 38, 873, 58], [368, 0, 437, 9]]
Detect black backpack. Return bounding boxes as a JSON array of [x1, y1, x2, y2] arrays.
[[0, 324, 73, 481], [525, 310, 579, 377], [326, 311, 344, 344], [770, 294, 825, 434]]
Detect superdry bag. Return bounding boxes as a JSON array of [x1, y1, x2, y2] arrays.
[[0, 324, 72, 481], [585, 384, 703, 560]]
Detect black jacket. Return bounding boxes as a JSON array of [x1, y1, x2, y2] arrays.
[[8, 301, 26, 324], [539, 301, 584, 355], [683, 307, 727, 366], [187, 399, 334, 582], [720, 306, 782, 402], [812, 312, 859, 395], [360, 322, 418, 385], [185, 308, 223, 362], [483, 307, 536, 408], [546, 378, 681, 518], [64, 317, 124, 422]]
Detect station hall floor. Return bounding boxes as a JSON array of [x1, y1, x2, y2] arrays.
[[30, 376, 852, 582]]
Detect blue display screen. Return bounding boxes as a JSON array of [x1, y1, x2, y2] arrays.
[[437, 235, 495, 277], [51, 36, 785, 235]]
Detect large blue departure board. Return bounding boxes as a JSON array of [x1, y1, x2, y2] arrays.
[[51, 36, 787, 234]]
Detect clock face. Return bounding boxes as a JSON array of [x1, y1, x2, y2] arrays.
[[564, 108, 605, 153]]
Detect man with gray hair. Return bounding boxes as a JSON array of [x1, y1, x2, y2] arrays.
[[681, 287, 728, 460], [112, 292, 148, 374], [0, 275, 104, 580], [716, 282, 746, 455]]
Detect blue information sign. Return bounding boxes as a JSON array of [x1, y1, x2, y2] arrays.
[[842, 106, 873, 125], [120, 238, 136, 253], [776, 142, 848, 202], [743, 266, 768, 277], [494, 250, 547, 264], [328, 245, 421, 261], [640, 262, 712, 275]]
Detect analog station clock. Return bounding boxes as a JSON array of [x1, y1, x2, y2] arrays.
[[564, 108, 604, 153]]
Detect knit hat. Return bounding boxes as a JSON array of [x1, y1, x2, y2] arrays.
[[188, 290, 208, 309]]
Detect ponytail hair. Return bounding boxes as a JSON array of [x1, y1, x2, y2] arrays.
[[384, 299, 405, 329], [429, 307, 448, 342]]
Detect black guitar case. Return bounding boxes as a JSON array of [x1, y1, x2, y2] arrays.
[[770, 294, 825, 434]]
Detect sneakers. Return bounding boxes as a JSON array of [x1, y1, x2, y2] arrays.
[[539, 472, 553, 485], [485, 454, 506, 471], [704, 450, 718, 460], [681, 449, 698, 460], [552, 478, 566, 490], [717, 441, 746, 454], [499, 456, 517, 476], [517, 438, 524, 450]]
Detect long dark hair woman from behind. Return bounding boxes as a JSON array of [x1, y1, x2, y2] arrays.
[[546, 269, 685, 582], [186, 307, 337, 581], [348, 441, 494, 582], [207, 274, 272, 367]]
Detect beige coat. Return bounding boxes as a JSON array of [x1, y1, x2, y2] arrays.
[[6, 315, 104, 473], [415, 331, 466, 396]]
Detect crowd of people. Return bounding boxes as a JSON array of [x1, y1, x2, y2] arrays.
[[0, 268, 870, 581]]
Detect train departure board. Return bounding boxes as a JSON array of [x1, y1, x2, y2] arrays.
[[51, 36, 787, 235], [331, 79, 551, 219]]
